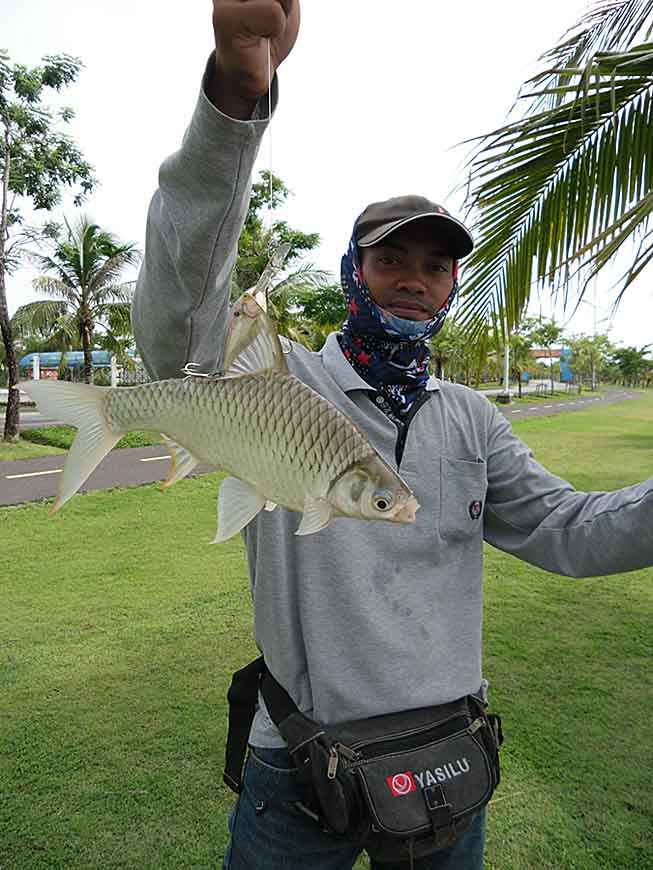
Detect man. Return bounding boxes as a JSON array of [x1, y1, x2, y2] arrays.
[[132, 2, 653, 868]]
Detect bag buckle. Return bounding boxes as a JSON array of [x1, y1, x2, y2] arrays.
[[422, 784, 453, 831]]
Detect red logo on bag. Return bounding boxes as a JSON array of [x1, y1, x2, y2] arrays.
[[387, 772, 417, 797]]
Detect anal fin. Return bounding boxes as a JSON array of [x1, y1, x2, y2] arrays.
[[161, 436, 200, 489]]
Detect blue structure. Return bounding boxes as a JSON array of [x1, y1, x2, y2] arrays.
[[19, 351, 112, 370], [559, 347, 574, 383]]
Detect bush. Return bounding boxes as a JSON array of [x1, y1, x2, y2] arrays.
[[93, 368, 111, 386]]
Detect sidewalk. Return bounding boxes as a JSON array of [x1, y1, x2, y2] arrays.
[[0, 388, 34, 404]]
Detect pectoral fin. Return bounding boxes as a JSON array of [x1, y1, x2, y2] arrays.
[[212, 476, 266, 544], [295, 496, 333, 536], [161, 437, 200, 489]]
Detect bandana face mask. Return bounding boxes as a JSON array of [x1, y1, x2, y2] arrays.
[[376, 306, 435, 341], [339, 220, 459, 413]]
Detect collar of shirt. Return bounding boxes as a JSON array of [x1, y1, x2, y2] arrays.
[[320, 332, 441, 396]]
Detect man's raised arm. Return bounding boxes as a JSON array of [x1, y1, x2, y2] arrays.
[[132, 0, 300, 380]]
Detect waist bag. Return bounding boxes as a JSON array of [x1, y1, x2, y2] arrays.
[[223, 657, 503, 865]]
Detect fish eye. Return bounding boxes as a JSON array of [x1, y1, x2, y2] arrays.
[[373, 490, 395, 512]]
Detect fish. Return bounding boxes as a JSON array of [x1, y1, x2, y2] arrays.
[[19, 296, 419, 544]]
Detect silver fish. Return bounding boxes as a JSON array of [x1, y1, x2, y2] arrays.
[[19, 296, 419, 543]]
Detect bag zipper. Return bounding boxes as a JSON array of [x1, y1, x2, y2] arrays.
[[352, 716, 486, 762], [327, 742, 360, 779], [343, 709, 468, 755], [326, 717, 486, 778]]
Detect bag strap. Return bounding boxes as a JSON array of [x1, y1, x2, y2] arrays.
[[223, 656, 321, 793], [223, 656, 266, 793]]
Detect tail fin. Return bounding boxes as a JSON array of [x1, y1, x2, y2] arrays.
[[19, 380, 124, 513]]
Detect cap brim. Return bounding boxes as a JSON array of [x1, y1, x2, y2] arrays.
[[357, 213, 474, 258]]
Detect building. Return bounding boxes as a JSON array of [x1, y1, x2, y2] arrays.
[[18, 351, 113, 380]]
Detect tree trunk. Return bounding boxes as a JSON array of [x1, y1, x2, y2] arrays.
[[549, 349, 554, 394], [0, 124, 19, 442], [82, 318, 93, 384], [434, 355, 443, 379], [0, 275, 20, 442]]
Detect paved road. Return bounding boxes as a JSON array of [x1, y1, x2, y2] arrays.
[[0, 445, 215, 508], [494, 388, 637, 420], [0, 388, 640, 508]]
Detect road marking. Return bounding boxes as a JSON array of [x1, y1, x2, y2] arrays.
[[139, 456, 170, 463], [543, 405, 553, 408], [511, 410, 522, 413], [6, 468, 62, 480]]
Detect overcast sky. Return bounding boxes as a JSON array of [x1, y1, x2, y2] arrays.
[[3, 0, 651, 348]]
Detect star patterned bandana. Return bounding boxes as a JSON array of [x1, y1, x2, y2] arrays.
[[339, 221, 459, 414]]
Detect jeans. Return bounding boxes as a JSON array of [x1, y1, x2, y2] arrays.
[[222, 747, 486, 870]]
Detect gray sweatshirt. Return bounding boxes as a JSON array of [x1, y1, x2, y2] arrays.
[[132, 74, 653, 748]]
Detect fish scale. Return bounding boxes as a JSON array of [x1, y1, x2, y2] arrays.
[[105, 373, 375, 512]]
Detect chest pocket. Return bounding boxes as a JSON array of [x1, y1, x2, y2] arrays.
[[439, 456, 488, 540]]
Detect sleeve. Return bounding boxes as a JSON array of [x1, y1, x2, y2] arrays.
[[483, 405, 653, 577], [131, 55, 278, 381]]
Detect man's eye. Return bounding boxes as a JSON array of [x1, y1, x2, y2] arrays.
[[379, 256, 400, 265]]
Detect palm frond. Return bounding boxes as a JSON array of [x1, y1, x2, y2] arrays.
[[525, 0, 653, 117], [11, 300, 70, 336], [88, 250, 141, 295], [89, 282, 135, 309], [27, 251, 79, 291], [95, 302, 133, 335], [271, 265, 335, 296], [540, 0, 653, 79], [459, 43, 653, 335], [32, 275, 81, 304]]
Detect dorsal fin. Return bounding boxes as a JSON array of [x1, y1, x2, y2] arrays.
[[248, 242, 292, 313], [222, 294, 288, 377]]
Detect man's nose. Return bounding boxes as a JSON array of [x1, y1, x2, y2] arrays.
[[396, 275, 427, 294]]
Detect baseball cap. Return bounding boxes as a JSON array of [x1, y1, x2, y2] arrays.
[[355, 195, 474, 259]]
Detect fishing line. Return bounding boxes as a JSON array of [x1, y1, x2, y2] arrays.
[[266, 37, 274, 236]]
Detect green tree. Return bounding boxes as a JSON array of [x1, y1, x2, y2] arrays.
[[525, 317, 564, 394], [234, 170, 326, 294], [0, 50, 95, 440], [232, 170, 335, 342], [429, 320, 487, 384], [610, 344, 652, 385], [510, 332, 534, 398], [566, 332, 614, 389], [457, 1, 653, 336], [12, 216, 139, 384], [281, 283, 348, 351]]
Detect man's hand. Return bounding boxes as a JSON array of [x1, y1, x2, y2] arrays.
[[209, 0, 300, 118]]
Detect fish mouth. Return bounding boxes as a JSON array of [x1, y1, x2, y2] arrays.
[[392, 494, 420, 523]]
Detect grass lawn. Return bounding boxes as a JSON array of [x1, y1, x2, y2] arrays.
[[0, 426, 163, 462], [1, 396, 652, 869]]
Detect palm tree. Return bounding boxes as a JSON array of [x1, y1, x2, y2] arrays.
[[458, 0, 653, 336], [510, 332, 535, 398], [12, 216, 140, 383]]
